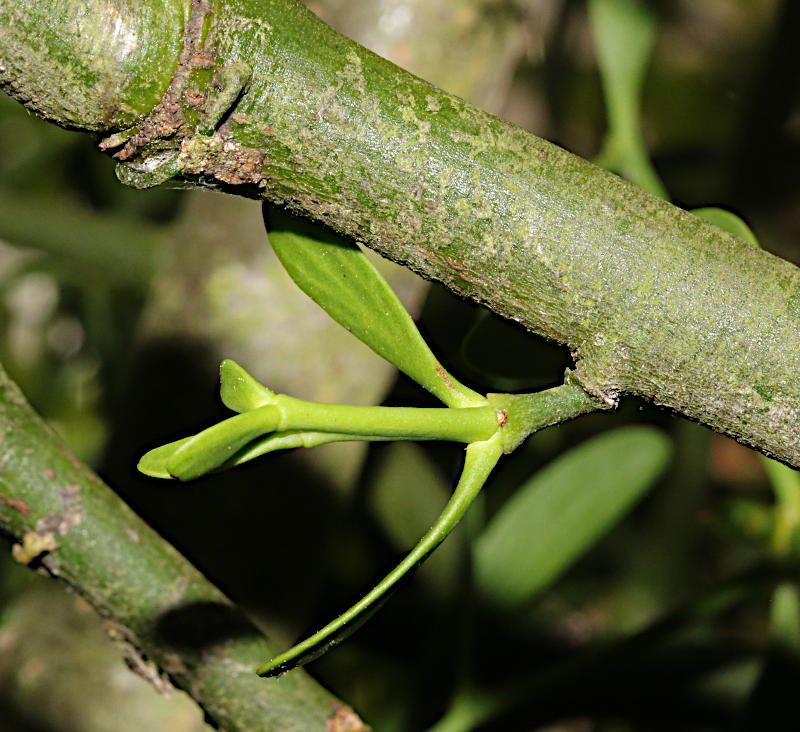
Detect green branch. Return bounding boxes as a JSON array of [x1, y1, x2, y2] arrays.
[[3, 0, 798, 466]]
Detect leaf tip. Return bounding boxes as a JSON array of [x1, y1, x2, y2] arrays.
[[137, 438, 192, 480], [219, 359, 274, 413]]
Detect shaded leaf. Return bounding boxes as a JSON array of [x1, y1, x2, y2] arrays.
[[474, 426, 671, 607], [691, 208, 759, 246], [770, 583, 800, 651]]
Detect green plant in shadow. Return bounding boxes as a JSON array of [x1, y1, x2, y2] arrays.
[[139, 207, 609, 675]]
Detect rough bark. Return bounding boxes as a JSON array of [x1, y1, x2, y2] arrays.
[[3, 0, 797, 466], [3, 0, 799, 466], [0, 365, 367, 731]]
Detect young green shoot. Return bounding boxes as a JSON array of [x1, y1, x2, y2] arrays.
[[138, 218, 608, 673]]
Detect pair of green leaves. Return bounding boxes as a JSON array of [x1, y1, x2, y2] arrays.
[[261, 223, 509, 674]]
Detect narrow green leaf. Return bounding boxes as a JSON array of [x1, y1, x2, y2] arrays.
[[167, 406, 281, 481], [257, 433, 503, 676], [219, 359, 275, 413], [369, 443, 461, 595], [474, 426, 671, 607], [267, 225, 484, 408]]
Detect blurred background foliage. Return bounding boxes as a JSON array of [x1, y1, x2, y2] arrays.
[[1, 0, 799, 730]]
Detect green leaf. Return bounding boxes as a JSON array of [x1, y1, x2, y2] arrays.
[[590, 0, 667, 198], [257, 433, 503, 676], [222, 430, 391, 468], [474, 426, 671, 607], [137, 436, 193, 479], [267, 224, 484, 408], [219, 359, 275, 413], [166, 406, 281, 481], [691, 207, 759, 246]]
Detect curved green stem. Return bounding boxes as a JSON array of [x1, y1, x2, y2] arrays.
[[257, 432, 504, 676]]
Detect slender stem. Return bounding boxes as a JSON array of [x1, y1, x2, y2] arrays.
[[257, 433, 504, 676], [273, 394, 498, 443]]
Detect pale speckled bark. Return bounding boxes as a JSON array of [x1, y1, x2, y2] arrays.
[[0, 364, 367, 731], [2, 0, 800, 469]]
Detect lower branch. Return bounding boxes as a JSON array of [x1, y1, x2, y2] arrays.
[[0, 364, 367, 732]]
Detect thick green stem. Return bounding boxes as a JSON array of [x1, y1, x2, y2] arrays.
[[489, 375, 610, 453], [3, 0, 799, 465], [0, 0, 189, 130], [0, 364, 367, 731], [272, 395, 498, 442]]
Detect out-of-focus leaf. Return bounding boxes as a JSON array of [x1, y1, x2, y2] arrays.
[[590, 0, 667, 198], [714, 497, 774, 544], [474, 426, 671, 607], [369, 442, 461, 595], [770, 583, 800, 651], [691, 207, 759, 246], [267, 223, 484, 408]]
